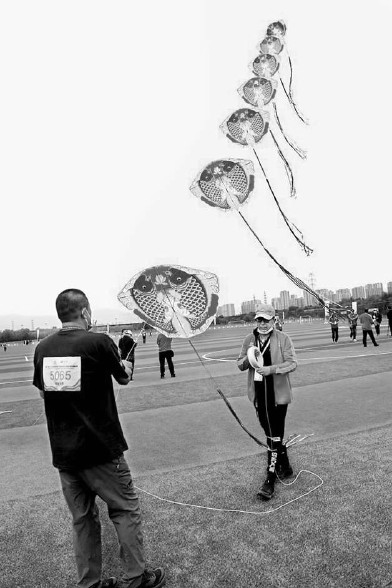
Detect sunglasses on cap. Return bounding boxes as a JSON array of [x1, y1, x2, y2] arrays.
[[256, 317, 273, 323]]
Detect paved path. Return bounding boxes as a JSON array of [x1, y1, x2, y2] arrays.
[[1, 371, 391, 503]]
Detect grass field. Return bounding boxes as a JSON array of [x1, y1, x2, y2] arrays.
[[1, 425, 391, 588], [1, 326, 392, 587]]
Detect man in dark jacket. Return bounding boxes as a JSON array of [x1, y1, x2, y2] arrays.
[[118, 329, 137, 380], [33, 289, 166, 588]]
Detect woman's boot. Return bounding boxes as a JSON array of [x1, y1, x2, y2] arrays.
[[277, 444, 293, 479], [257, 438, 281, 500]]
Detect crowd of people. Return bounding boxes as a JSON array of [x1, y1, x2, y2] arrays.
[[328, 308, 388, 347]]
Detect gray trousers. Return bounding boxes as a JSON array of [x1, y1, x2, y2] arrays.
[[59, 455, 145, 588]]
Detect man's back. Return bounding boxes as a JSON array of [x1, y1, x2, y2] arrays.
[[157, 333, 172, 352], [359, 312, 373, 330], [34, 329, 128, 469]]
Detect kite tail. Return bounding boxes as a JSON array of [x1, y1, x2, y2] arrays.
[[269, 130, 296, 198], [279, 72, 309, 125], [273, 103, 307, 160], [237, 211, 326, 308], [252, 148, 313, 256], [160, 289, 269, 448]]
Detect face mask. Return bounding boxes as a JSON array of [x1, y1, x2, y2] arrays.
[[257, 325, 273, 335]]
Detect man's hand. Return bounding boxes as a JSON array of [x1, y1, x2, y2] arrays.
[[122, 360, 133, 380]]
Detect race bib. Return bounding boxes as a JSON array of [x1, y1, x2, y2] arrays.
[[254, 372, 263, 382], [43, 357, 81, 392]]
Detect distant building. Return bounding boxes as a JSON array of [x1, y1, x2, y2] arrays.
[[217, 303, 235, 317], [280, 290, 290, 309], [290, 294, 299, 307], [336, 288, 351, 302], [387, 282, 392, 295], [352, 286, 366, 299], [241, 299, 262, 314], [316, 289, 335, 302], [297, 297, 305, 308], [271, 297, 283, 310], [302, 290, 318, 307], [365, 283, 383, 298]]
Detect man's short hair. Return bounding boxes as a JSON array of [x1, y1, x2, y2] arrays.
[[56, 289, 89, 322]]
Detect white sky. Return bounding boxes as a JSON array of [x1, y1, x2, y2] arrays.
[[1, 0, 392, 318]]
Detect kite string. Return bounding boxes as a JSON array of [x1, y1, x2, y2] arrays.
[[236, 210, 327, 310], [250, 146, 313, 256], [161, 290, 268, 449], [134, 468, 323, 516]]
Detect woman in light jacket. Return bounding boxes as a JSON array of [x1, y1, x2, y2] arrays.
[[237, 304, 297, 500]]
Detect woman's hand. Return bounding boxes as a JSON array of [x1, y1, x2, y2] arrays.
[[255, 366, 273, 376]]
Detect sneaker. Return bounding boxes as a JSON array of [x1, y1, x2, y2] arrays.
[[171, 374, 176, 378], [374, 343, 379, 347], [160, 375, 165, 379], [257, 474, 276, 500], [353, 339, 357, 342], [140, 567, 166, 588]]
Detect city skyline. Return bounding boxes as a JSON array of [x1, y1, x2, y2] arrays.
[[218, 280, 392, 316]]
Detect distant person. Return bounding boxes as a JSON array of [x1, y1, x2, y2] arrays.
[[33, 288, 166, 588], [237, 304, 297, 501], [157, 333, 175, 378], [372, 309, 382, 336], [3, 343, 7, 352], [329, 312, 339, 342], [274, 316, 283, 331], [387, 306, 392, 336], [141, 329, 147, 344], [348, 310, 358, 342], [118, 329, 137, 380], [359, 309, 379, 348]]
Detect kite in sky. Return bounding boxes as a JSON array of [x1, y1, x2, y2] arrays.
[[220, 106, 297, 199], [190, 161, 327, 309], [118, 264, 219, 338], [259, 20, 308, 125], [191, 155, 312, 255], [238, 76, 306, 160]]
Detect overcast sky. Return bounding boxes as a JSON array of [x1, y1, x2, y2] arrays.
[[1, 0, 392, 322]]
